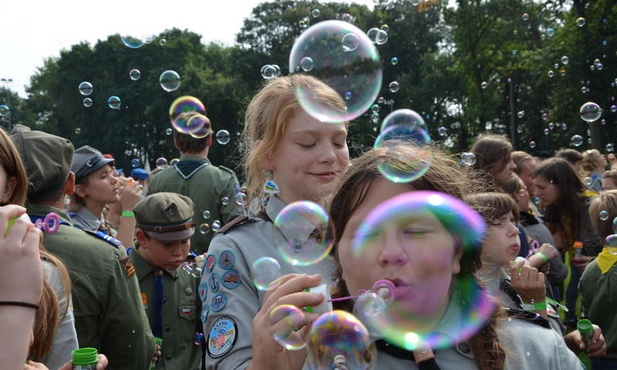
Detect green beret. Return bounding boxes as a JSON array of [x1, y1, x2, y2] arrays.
[[135, 193, 195, 241], [10, 124, 74, 199]]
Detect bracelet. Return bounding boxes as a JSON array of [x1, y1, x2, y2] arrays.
[[0, 301, 40, 310], [521, 300, 547, 311], [121, 210, 135, 218], [535, 252, 549, 263]]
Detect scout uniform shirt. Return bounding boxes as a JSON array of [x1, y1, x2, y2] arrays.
[[27, 204, 155, 370], [201, 195, 336, 370], [130, 249, 202, 370], [148, 155, 242, 255]]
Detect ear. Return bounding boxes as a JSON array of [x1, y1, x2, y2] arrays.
[[0, 176, 17, 204], [64, 172, 76, 196], [451, 239, 464, 275], [74, 183, 87, 198], [136, 229, 149, 249], [255, 140, 274, 171]]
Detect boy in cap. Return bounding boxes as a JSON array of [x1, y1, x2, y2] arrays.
[[130, 192, 203, 370], [10, 124, 156, 370]]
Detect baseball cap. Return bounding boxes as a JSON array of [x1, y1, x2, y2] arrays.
[[72, 145, 115, 179], [134, 192, 195, 241], [131, 168, 149, 180]]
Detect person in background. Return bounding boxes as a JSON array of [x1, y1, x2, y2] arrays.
[[582, 149, 607, 193], [11, 125, 157, 370], [603, 170, 617, 191], [148, 112, 242, 256], [130, 192, 202, 370], [511, 151, 541, 215], [555, 148, 584, 175], [69, 145, 142, 249], [468, 134, 517, 191]]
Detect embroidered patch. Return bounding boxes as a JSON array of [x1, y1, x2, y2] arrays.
[[199, 281, 209, 301], [141, 292, 148, 310], [204, 254, 217, 272], [119, 257, 136, 278], [211, 293, 228, 312], [222, 269, 241, 290], [201, 304, 210, 323], [207, 317, 237, 359], [179, 305, 195, 320], [219, 250, 235, 270], [208, 273, 221, 292]]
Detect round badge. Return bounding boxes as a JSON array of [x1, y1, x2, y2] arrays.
[[207, 317, 237, 359]]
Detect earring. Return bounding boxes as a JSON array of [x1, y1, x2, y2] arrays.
[[263, 177, 279, 195]]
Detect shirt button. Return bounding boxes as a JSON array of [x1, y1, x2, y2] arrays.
[[165, 326, 171, 332]]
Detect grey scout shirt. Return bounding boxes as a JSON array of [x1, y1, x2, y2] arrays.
[[202, 195, 336, 370]]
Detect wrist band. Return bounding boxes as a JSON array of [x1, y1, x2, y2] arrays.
[[0, 301, 40, 310], [121, 210, 135, 218], [535, 252, 549, 263], [521, 300, 547, 311]]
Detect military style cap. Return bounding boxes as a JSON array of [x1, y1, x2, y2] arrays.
[[10, 124, 74, 198], [72, 145, 114, 180], [131, 168, 149, 180], [135, 192, 195, 241]]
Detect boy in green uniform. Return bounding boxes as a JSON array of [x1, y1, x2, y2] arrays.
[[10, 124, 156, 370], [131, 192, 203, 370]]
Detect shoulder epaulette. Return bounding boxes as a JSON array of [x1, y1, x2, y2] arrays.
[[83, 229, 124, 248], [219, 165, 239, 177]]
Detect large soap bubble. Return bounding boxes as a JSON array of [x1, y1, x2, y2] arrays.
[[289, 20, 382, 123]]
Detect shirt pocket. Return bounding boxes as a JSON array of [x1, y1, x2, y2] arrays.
[[178, 305, 196, 321]]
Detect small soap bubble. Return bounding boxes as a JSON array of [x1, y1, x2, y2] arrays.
[[107, 96, 121, 110], [388, 81, 400, 93], [580, 102, 602, 122], [366, 28, 388, 45], [202, 210, 211, 219], [521, 13, 529, 21], [169, 96, 206, 134], [570, 135, 584, 147], [170, 158, 179, 165], [613, 217, 617, 234], [547, 70, 555, 78], [600, 210, 610, 221], [159, 38, 167, 46], [546, 27, 555, 37], [131, 158, 140, 168], [606, 143, 615, 152], [78, 81, 93, 96], [289, 20, 382, 123], [461, 152, 477, 166], [561, 56, 569, 65], [199, 223, 210, 234], [187, 115, 211, 138], [83, 98, 93, 107], [216, 130, 231, 145], [341, 13, 353, 22], [438, 126, 447, 136], [274, 201, 334, 266], [481, 81, 488, 89], [306, 311, 376, 370], [270, 305, 307, 350], [212, 220, 221, 232], [165, 128, 173, 136], [74, 128, 82, 134], [391, 57, 399, 65], [576, 17, 586, 27], [129, 69, 141, 81], [410, 0, 421, 5], [221, 197, 230, 206], [121, 35, 147, 49], [517, 110, 525, 119], [156, 157, 168, 169], [261, 64, 279, 79], [311, 8, 320, 18], [252, 257, 282, 290], [234, 193, 247, 207], [529, 141, 536, 149], [159, 70, 181, 92]]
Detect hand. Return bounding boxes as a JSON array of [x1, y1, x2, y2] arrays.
[[564, 325, 606, 358], [0, 205, 43, 306], [538, 243, 559, 260], [57, 354, 108, 370], [508, 260, 546, 305], [23, 360, 49, 370], [119, 178, 142, 211], [412, 342, 434, 364], [151, 343, 162, 365], [248, 274, 324, 370], [571, 255, 594, 272]]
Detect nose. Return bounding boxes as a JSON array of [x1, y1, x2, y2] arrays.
[[318, 143, 337, 163], [378, 232, 408, 267], [509, 222, 521, 237], [509, 160, 517, 170]]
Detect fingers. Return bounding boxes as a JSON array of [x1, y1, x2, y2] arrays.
[[262, 274, 322, 310]]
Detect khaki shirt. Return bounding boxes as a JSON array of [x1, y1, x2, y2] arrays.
[[28, 204, 155, 370], [201, 196, 336, 370], [130, 250, 202, 370], [148, 155, 242, 255]]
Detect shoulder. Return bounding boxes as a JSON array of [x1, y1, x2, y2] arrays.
[[215, 165, 239, 181]]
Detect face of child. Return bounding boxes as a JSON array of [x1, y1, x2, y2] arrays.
[[77, 165, 119, 206], [265, 110, 350, 205], [138, 232, 191, 271], [481, 213, 521, 267], [532, 175, 559, 206], [337, 178, 461, 319], [513, 179, 530, 212], [493, 155, 517, 188], [0, 164, 16, 205]]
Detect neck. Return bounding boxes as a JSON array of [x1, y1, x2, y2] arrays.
[[83, 200, 105, 218], [181, 148, 208, 159]]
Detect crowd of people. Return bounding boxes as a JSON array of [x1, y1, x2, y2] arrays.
[[3, 72, 617, 370]]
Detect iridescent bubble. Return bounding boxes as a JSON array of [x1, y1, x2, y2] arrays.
[[273, 201, 334, 266], [576, 17, 586, 27], [159, 38, 167, 46], [521, 13, 529, 21], [481, 81, 488, 89], [187, 115, 211, 138], [131, 158, 140, 168], [374, 128, 431, 183], [212, 220, 221, 232], [613, 217, 617, 234], [306, 311, 376, 370], [607, 143, 615, 152], [202, 210, 211, 219], [379, 108, 427, 133], [234, 193, 247, 207], [410, 0, 421, 5], [366, 28, 388, 45], [156, 157, 168, 169], [437, 126, 447, 136], [82, 98, 93, 108], [121, 35, 147, 49], [461, 152, 477, 166], [165, 128, 173, 136], [611, 105, 617, 113], [260, 64, 281, 79], [221, 197, 230, 206], [546, 27, 555, 37], [0, 104, 8, 117], [270, 305, 307, 350], [600, 210, 610, 221], [199, 223, 210, 234], [74, 128, 81, 134], [561, 56, 569, 65], [107, 96, 121, 110], [517, 110, 525, 118], [78, 81, 93, 96], [388, 81, 400, 93], [580, 102, 602, 122], [342, 33, 360, 52], [311, 8, 320, 18], [169, 96, 206, 134], [216, 130, 231, 145], [159, 70, 181, 92], [348, 191, 491, 350], [547, 70, 555, 78], [390, 57, 399, 65], [289, 20, 382, 123], [252, 257, 282, 290], [129, 69, 141, 81], [170, 158, 179, 165], [570, 135, 584, 147], [529, 141, 536, 149], [300, 57, 314, 72], [341, 13, 353, 22], [543, 128, 550, 135]]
